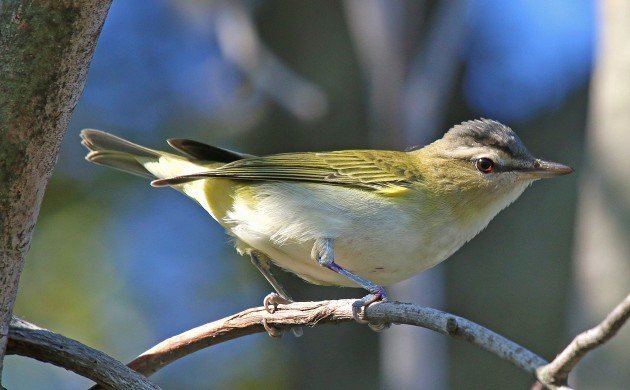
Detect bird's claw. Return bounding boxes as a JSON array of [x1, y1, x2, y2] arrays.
[[352, 291, 390, 331], [262, 318, 284, 338], [262, 292, 303, 337], [263, 292, 292, 314], [368, 322, 391, 332]]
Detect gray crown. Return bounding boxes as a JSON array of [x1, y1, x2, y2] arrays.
[[444, 119, 532, 159]]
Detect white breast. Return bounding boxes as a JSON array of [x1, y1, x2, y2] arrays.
[[221, 182, 457, 286]]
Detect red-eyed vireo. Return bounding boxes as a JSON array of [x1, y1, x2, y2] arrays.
[[81, 119, 572, 327]]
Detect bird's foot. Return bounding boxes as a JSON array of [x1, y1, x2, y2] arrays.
[[263, 292, 292, 314], [262, 292, 303, 337], [352, 289, 390, 331], [262, 318, 284, 338]]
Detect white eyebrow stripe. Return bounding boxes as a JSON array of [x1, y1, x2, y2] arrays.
[[441, 146, 495, 160]]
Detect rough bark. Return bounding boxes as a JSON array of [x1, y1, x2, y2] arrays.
[[7, 317, 160, 389], [0, 0, 111, 380]]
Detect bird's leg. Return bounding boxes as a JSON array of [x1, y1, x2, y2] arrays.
[[249, 250, 303, 337], [249, 251, 293, 312], [312, 238, 389, 329]]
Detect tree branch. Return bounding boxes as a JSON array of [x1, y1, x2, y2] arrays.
[[0, 0, 111, 379], [127, 300, 548, 377], [7, 317, 159, 389], [536, 293, 630, 388], [7, 297, 628, 389]]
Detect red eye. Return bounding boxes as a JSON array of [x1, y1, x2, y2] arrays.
[[476, 158, 494, 173]]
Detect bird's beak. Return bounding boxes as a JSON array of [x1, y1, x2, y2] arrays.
[[524, 159, 574, 179]]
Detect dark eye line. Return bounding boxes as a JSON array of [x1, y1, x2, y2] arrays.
[[476, 162, 525, 174], [456, 157, 520, 173]]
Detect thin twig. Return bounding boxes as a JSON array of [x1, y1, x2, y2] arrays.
[[536, 293, 630, 388], [7, 317, 159, 389], [125, 300, 548, 377]]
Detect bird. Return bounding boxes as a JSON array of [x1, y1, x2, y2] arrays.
[[80, 119, 572, 330]]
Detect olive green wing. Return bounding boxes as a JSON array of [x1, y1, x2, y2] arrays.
[[152, 150, 419, 193]]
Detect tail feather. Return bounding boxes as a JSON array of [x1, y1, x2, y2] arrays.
[[80, 129, 248, 182], [81, 129, 157, 158], [167, 138, 252, 162], [86, 151, 157, 179], [80, 129, 248, 220], [81, 129, 164, 178]]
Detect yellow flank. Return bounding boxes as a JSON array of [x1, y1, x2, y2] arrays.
[[179, 178, 240, 223], [375, 185, 411, 197]]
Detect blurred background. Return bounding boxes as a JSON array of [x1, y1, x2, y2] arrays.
[[5, 0, 629, 389]]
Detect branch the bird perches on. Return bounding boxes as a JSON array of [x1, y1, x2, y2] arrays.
[[8, 294, 630, 390]]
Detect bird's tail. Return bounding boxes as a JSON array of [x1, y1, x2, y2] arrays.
[[80, 129, 248, 180], [81, 129, 255, 221], [81, 129, 169, 178]]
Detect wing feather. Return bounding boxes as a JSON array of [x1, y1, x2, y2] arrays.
[[152, 150, 420, 193]]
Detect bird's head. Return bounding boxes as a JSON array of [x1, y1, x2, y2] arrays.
[[412, 119, 573, 220]]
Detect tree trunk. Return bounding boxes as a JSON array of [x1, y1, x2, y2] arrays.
[[0, 0, 111, 381]]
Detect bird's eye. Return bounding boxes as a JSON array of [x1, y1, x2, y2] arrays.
[[476, 158, 494, 173]]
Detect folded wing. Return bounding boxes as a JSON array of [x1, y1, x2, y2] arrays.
[[151, 150, 419, 193]]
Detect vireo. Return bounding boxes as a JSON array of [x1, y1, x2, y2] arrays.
[[81, 119, 572, 324]]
